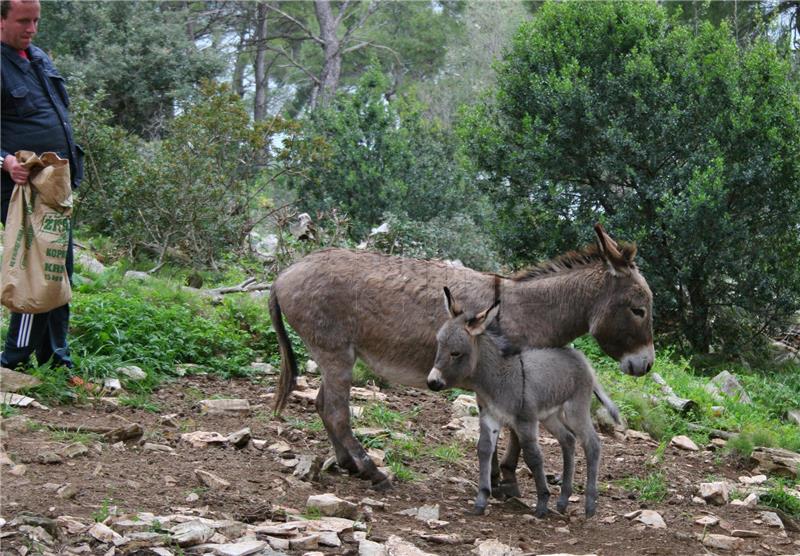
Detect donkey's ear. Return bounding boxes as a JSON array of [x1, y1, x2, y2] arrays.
[[443, 287, 462, 318], [594, 223, 631, 275], [466, 301, 500, 336]]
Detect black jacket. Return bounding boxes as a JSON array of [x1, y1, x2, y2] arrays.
[[1, 42, 83, 204]]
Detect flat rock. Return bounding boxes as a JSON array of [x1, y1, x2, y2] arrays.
[[700, 533, 743, 552], [171, 519, 215, 547], [198, 398, 251, 416], [472, 538, 524, 555], [759, 511, 785, 528], [143, 442, 175, 453], [0, 367, 41, 392], [198, 540, 268, 556], [195, 469, 230, 490], [227, 427, 251, 449], [117, 365, 147, 381], [706, 370, 752, 404], [670, 435, 699, 451], [738, 474, 767, 484], [699, 481, 730, 505], [694, 515, 720, 526], [359, 538, 387, 556], [751, 447, 800, 478], [452, 394, 478, 417], [350, 387, 387, 402], [181, 431, 228, 448], [88, 522, 127, 546], [385, 535, 437, 556], [307, 493, 359, 520], [627, 509, 666, 529]]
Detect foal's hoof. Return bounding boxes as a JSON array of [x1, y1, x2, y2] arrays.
[[533, 507, 549, 518], [492, 480, 521, 500]]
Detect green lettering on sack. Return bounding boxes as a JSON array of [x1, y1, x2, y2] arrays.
[[46, 248, 67, 258], [44, 262, 65, 273], [41, 215, 70, 234]]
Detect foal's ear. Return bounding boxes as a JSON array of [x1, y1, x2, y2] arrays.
[[594, 223, 633, 276], [443, 287, 462, 318], [466, 301, 500, 336]]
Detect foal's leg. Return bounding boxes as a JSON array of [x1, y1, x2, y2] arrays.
[[474, 411, 502, 515], [542, 414, 576, 514], [494, 428, 522, 499], [563, 401, 601, 517], [516, 421, 550, 517], [313, 350, 390, 489]]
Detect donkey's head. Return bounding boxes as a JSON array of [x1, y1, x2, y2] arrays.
[[589, 224, 655, 377], [427, 287, 500, 392]]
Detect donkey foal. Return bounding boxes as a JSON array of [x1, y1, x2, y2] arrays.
[[428, 288, 620, 517]]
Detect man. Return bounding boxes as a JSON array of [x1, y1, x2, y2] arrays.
[[1, 0, 83, 370]]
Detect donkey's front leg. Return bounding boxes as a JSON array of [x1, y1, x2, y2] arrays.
[[494, 428, 522, 499], [474, 412, 501, 515]]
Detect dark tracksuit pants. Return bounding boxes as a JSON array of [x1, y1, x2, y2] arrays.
[[1, 195, 74, 369]]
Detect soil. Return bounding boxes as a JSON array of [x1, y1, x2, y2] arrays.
[[1, 372, 799, 555]]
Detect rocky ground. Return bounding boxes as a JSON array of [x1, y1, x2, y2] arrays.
[[1, 366, 799, 556]]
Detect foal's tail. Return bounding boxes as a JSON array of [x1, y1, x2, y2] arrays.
[[270, 290, 298, 416], [592, 382, 621, 425]]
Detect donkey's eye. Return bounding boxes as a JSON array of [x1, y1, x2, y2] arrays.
[[450, 351, 461, 358], [631, 307, 646, 318]]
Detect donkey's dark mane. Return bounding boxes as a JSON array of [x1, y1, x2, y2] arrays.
[[510, 242, 637, 282]]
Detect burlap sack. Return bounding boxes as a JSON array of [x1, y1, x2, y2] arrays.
[[1, 151, 73, 313]]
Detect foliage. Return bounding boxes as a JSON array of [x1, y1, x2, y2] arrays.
[[460, 0, 800, 356], [760, 480, 800, 518], [109, 82, 303, 268], [289, 66, 485, 241], [576, 336, 800, 454], [367, 211, 501, 272], [38, 0, 224, 136]]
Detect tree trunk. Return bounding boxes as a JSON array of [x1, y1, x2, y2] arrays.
[[311, 0, 342, 109], [254, 1, 269, 121], [231, 24, 248, 98]]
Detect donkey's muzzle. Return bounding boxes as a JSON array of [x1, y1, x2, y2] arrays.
[[620, 344, 655, 377], [427, 367, 446, 391]]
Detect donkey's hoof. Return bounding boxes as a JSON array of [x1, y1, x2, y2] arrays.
[[370, 477, 393, 492], [533, 507, 549, 518], [470, 505, 487, 516], [492, 480, 521, 500]]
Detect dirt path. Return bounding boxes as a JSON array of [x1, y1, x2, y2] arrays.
[[1, 372, 798, 555]]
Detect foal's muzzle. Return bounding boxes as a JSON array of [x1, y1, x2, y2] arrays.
[[427, 367, 446, 391]]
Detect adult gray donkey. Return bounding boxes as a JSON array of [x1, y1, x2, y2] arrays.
[[271, 224, 654, 490]]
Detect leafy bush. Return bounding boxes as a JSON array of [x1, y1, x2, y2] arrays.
[[460, 0, 800, 357], [368, 211, 501, 272]]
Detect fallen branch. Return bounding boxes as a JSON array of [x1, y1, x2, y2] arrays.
[[648, 372, 697, 413], [686, 423, 736, 440]]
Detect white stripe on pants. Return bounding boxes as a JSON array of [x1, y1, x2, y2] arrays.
[[16, 313, 33, 348]]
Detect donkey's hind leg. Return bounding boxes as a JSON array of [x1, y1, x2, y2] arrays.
[[562, 400, 601, 517], [314, 350, 390, 489]]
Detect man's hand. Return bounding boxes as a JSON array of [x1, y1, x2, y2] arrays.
[[3, 154, 30, 185]]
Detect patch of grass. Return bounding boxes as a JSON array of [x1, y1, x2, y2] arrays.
[[286, 416, 325, 433], [616, 472, 669, 502], [429, 442, 465, 463], [388, 460, 417, 482], [1, 403, 18, 418], [50, 429, 103, 445], [353, 360, 389, 389], [759, 480, 800, 518], [358, 403, 405, 428], [302, 506, 322, 520], [91, 498, 114, 523], [445, 388, 473, 401], [118, 393, 161, 413]]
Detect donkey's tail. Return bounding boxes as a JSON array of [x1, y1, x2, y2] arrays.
[[592, 382, 621, 425], [270, 290, 298, 416]]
